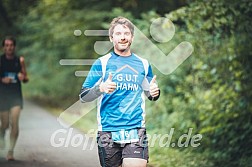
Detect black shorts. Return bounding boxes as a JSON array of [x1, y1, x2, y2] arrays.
[[97, 128, 149, 167], [0, 93, 23, 111], [0, 83, 23, 111]]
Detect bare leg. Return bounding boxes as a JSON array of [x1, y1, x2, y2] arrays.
[[0, 111, 9, 148], [122, 158, 147, 167], [6, 106, 21, 160]]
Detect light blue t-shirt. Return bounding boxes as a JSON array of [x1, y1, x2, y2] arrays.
[[82, 52, 154, 131]]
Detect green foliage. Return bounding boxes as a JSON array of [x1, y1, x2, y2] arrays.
[[0, 0, 39, 37], [17, 0, 110, 107], [145, 0, 252, 166], [149, 147, 213, 167]]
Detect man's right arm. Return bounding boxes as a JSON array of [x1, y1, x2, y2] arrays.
[[79, 59, 103, 103], [79, 73, 116, 102], [79, 85, 103, 102]]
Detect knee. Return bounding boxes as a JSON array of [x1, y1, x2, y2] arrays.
[[122, 158, 147, 167], [1, 123, 9, 130], [10, 125, 19, 137], [10, 124, 19, 132]]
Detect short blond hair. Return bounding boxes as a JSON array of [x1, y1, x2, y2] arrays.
[[109, 16, 134, 37]]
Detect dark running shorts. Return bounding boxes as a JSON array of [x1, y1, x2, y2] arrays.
[[97, 128, 149, 167], [0, 93, 23, 111]]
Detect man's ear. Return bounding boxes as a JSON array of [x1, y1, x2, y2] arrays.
[[109, 36, 113, 42]]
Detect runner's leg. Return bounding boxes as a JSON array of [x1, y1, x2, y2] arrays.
[[7, 106, 21, 160], [0, 111, 9, 148], [97, 131, 123, 167], [121, 128, 148, 167], [122, 158, 147, 167]]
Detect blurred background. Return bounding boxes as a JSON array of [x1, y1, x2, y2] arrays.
[[0, 0, 251, 166]]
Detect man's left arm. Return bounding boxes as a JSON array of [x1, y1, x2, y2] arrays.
[[144, 75, 160, 101], [18, 56, 29, 83], [142, 63, 160, 101]]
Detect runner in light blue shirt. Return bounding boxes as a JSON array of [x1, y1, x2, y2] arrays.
[[79, 16, 160, 167]]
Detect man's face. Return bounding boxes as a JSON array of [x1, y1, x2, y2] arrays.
[[110, 24, 133, 53], [3, 39, 15, 56]]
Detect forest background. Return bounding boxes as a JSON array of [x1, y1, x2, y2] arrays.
[[0, 0, 251, 166]]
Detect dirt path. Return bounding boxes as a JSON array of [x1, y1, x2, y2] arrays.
[[0, 100, 100, 167]]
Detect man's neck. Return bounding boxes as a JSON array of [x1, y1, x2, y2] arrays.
[[114, 49, 131, 57], [5, 54, 15, 59]]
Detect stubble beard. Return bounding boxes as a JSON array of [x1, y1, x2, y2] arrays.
[[116, 41, 132, 53]]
